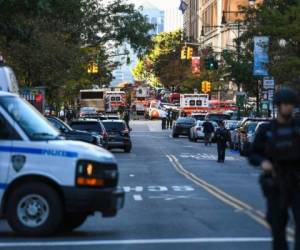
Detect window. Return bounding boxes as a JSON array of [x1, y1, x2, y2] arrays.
[[196, 100, 202, 106], [111, 97, 116, 101], [190, 100, 196, 106], [80, 91, 103, 99], [0, 114, 21, 140]]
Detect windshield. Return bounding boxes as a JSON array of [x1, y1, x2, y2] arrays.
[[247, 123, 258, 134], [103, 122, 126, 132], [70, 122, 103, 134], [0, 96, 59, 140]]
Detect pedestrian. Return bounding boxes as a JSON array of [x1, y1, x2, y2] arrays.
[[161, 110, 167, 130], [123, 109, 130, 130], [203, 118, 215, 146], [215, 121, 230, 163], [248, 87, 300, 250], [59, 108, 65, 121], [166, 109, 172, 129]]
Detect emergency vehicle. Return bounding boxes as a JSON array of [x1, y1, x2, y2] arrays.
[[0, 91, 124, 236], [80, 89, 106, 113], [180, 94, 209, 115], [105, 91, 125, 113]]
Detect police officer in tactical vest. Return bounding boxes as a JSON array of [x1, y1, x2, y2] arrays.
[[249, 87, 300, 250]]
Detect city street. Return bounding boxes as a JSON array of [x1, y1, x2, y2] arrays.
[[0, 120, 291, 250]]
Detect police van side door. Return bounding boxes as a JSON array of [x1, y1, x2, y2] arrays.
[[0, 112, 22, 195]]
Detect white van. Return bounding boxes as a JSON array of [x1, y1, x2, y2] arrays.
[[0, 91, 124, 236], [0, 65, 19, 93]]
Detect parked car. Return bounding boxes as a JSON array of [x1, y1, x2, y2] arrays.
[[172, 117, 196, 138], [189, 120, 218, 142], [205, 113, 231, 123], [239, 121, 259, 156], [79, 107, 97, 118], [191, 113, 207, 121], [102, 120, 132, 153], [70, 119, 109, 148], [237, 118, 270, 154], [47, 116, 102, 147], [224, 120, 239, 149]]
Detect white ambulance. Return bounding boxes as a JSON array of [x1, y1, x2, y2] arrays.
[[0, 91, 124, 236]]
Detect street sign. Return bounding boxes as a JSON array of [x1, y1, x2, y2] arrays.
[[263, 77, 275, 89], [253, 36, 269, 76]]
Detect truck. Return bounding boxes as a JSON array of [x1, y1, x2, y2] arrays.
[[0, 91, 125, 236], [180, 93, 209, 115], [105, 91, 126, 113], [80, 89, 106, 113]]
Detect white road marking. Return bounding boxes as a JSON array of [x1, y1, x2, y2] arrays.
[[180, 153, 236, 161], [123, 186, 143, 192], [129, 174, 135, 177], [133, 194, 143, 201], [0, 237, 273, 248], [149, 194, 205, 201], [122, 186, 195, 192]]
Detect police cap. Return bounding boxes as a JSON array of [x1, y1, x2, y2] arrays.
[[273, 87, 299, 106]]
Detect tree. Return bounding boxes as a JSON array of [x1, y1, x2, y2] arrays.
[[133, 30, 202, 92], [0, 0, 154, 106], [240, 0, 300, 87]]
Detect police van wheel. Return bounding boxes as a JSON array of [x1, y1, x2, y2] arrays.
[[6, 182, 63, 236], [61, 213, 88, 232]]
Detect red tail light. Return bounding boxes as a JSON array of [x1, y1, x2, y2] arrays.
[[196, 127, 202, 131]]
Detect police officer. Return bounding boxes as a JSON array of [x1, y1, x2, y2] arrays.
[[249, 87, 300, 250], [215, 121, 230, 163]]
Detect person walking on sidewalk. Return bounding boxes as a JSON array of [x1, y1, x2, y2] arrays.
[[215, 121, 230, 163], [203, 118, 215, 146]]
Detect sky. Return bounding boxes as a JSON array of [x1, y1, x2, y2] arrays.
[[130, 0, 180, 10]]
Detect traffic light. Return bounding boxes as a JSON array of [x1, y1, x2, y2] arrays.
[[206, 82, 211, 92], [181, 46, 187, 60], [187, 47, 193, 59], [87, 62, 99, 74], [201, 81, 212, 93], [204, 57, 218, 70]]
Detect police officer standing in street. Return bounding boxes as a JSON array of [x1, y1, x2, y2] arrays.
[[249, 88, 300, 250], [215, 121, 231, 163]]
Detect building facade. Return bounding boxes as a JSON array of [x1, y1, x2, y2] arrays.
[[111, 0, 164, 86], [183, 0, 258, 53], [164, 2, 183, 32]]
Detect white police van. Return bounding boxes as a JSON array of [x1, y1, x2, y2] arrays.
[[0, 91, 125, 236]]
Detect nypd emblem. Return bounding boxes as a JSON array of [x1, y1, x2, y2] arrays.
[[11, 155, 26, 172]]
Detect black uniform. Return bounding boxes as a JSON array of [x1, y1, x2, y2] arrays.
[[203, 121, 215, 146], [215, 127, 230, 162], [249, 120, 300, 250]]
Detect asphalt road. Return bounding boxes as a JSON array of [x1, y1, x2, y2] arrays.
[[0, 120, 293, 249]]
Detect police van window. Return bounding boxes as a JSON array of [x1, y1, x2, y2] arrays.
[[0, 114, 20, 140], [0, 96, 59, 140]]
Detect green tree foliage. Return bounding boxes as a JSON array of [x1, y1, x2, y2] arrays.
[[240, 0, 300, 87], [0, 0, 153, 106], [133, 30, 201, 92]]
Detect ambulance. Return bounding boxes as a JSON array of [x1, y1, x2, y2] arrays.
[[0, 91, 125, 236]]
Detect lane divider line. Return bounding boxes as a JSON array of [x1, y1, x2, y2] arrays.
[[166, 154, 295, 239]]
